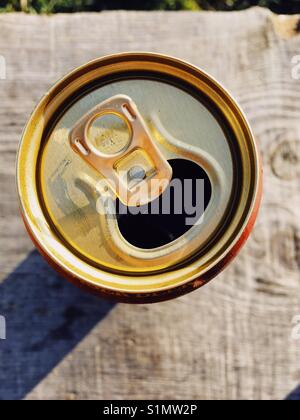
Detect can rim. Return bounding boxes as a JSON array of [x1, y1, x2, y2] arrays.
[[17, 52, 262, 299]]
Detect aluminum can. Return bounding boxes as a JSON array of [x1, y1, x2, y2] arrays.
[[17, 53, 262, 303]]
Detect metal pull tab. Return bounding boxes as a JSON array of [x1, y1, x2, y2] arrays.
[[69, 95, 172, 206]]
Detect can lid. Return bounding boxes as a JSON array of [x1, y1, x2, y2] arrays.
[[17, 53, 260, 297]]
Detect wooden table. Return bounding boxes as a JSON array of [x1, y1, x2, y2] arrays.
[[0, 7, 300, 400]]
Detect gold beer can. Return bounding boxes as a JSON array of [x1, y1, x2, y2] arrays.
[[17, 53, 262, 303]]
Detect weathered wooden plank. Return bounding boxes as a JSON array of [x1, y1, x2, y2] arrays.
[[0, 8, 300, 400]]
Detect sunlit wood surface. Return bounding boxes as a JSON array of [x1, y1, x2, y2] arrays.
[[0, 8, 300, 400]]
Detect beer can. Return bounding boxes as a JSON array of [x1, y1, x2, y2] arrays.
[[17, 53, 262, 303]]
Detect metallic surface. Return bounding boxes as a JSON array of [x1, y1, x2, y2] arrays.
[[69, 94, 173, 207], [17, 52, 262, 303]]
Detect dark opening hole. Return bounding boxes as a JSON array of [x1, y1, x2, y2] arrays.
[[116, 158, 212, 249]]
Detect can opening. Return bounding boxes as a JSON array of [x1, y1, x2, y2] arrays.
[[116, 159, 212, 249]]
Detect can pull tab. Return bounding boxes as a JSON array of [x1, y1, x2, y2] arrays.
[[69, 95, 172, 206]]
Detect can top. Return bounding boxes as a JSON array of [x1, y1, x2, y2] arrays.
[[17, 53, 260, 297]]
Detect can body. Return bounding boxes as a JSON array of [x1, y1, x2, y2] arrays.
[[17, 53, 262, 303]]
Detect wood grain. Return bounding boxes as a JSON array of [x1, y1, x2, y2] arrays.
[[0, 7, 300, 400]]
